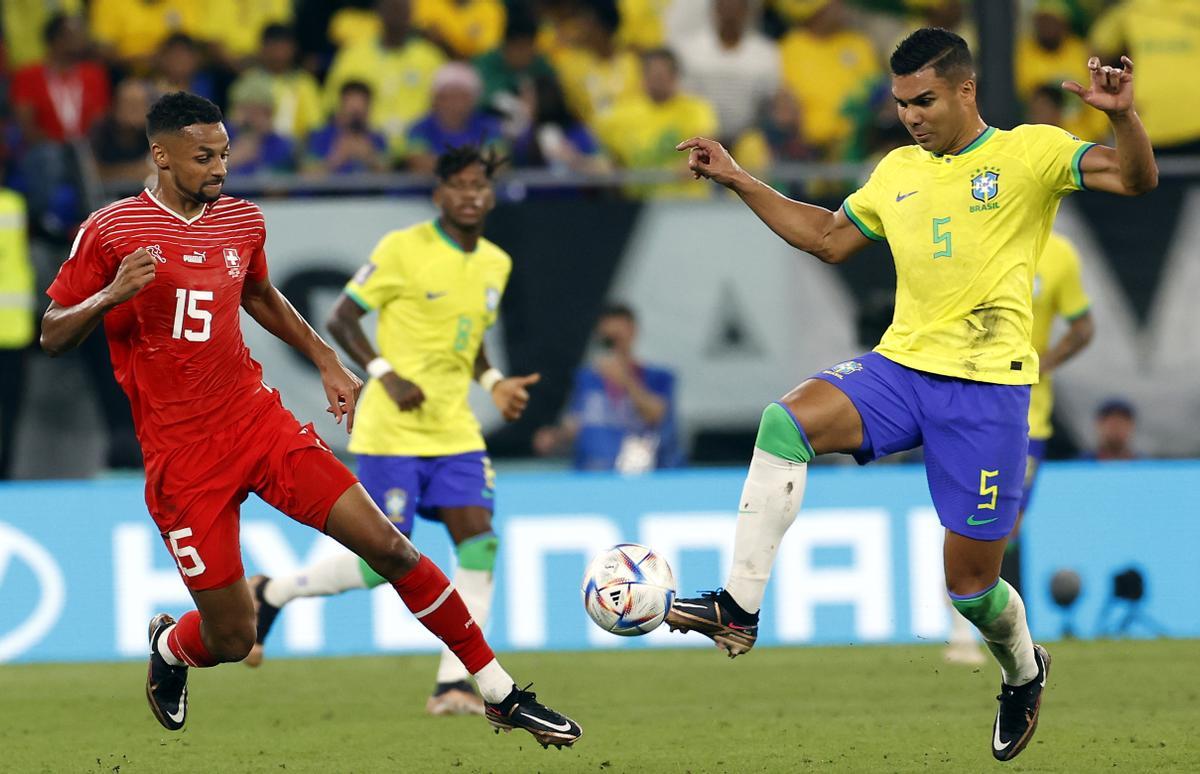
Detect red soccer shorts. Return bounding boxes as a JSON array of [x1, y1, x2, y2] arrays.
[[143, 393, 359, 591]]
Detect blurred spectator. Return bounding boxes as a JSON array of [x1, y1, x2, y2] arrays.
[[533, 303, 681, 473], [231, 24, 323, 142], [903, 0, 977, 52], [413, 0, 506, 59], [552, 0, 643, 127], [779, 0, 880, 156], [3, 0, 84, 70], [406, 63, 504, 175], [1015, 0, 1108, 142], [152, 34, 217, 103], [596, 48, 718, 198], [226, 73, 297, 175], [675, 0, 780, 145], [0, 181, 34, 479], [1026, 84, 1067, 128], [323, 0, 447, 161], [475, 11, 556, 118], [510, 75, 609, 176], [204, 0, 293, 67], [88, 0, 209, 71], [307, 81, 390, 175], [1080, 399, 1141, 461], [10, 14, 110, 143], [1090, 0, 1200, 153], [732, 89, 819, 181], [89, 78, 153, 187]]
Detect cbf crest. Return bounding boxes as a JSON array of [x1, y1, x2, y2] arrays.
[[969, 166, 1001, 212], [485, 286, 501, 312], [821, 360, 864, 380]]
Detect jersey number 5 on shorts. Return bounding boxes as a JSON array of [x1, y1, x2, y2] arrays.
[[172, 289, 213, 342], [167, 528, 207, 577]]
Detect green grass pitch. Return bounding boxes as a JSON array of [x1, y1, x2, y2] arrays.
[[2, 639, 1197, 773]]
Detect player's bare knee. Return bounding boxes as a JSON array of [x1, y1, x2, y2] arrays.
[[367, 531, 419, 580], [208, 620, 257, 662], [945, 571, 999, 598]]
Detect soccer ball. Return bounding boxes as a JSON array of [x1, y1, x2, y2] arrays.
[[581, 543, 676, 636]]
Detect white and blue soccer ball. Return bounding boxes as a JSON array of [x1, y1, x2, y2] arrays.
[[581, 543, 676, 636]]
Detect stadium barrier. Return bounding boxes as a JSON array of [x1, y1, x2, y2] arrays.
[[1, 461, 1195, 663]]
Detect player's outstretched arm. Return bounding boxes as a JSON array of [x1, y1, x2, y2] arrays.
[[242, 276, 362, 430], [325, 293, 426, 411], [1064, 57, 1158, 195], [676, 137, 872, 264], [41, 247, 156, 357]]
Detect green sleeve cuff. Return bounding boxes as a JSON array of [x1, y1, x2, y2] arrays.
[[1064, 304, 1092, 321], [842, 201, 885, 242], [344, 286, 374, 312], [1071, 143, 1098, 190]]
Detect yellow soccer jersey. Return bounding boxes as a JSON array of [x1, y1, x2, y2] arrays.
[[344, 220, 512, 456], [843, 124, 1095, 385], [1027, 232, 1091, 439]]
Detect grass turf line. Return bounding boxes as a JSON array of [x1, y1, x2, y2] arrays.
[[1, 639, 1197, 773]]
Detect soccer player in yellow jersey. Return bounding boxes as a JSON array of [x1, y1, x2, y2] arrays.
[[668, 28, 1157, 761], [248, 147, 542, 718]]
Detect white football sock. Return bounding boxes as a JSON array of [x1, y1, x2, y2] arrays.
[[948, 598, 978, 646], [975, 582, 1039, 685], [435, 567, 494, 685], [263, 552, 367, 608], [724, 447, 808, 614], [473, 659, 515, 704]]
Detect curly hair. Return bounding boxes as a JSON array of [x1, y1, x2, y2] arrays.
[[435, 145, 507, 182]]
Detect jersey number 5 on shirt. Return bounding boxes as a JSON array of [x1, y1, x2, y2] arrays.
[[173, 288, 213, 342]]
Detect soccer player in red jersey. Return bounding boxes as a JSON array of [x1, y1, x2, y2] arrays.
[[40, 92, 581, 748]]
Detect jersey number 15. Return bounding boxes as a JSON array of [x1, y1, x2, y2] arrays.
[[172, 289, 213, 342]]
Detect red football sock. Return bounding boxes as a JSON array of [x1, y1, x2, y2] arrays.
[[166, 610, 219, 667], [392, 555, 495, 674]]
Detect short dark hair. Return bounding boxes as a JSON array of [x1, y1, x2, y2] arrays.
[[435, 145, 505, 181], [1097, 398, 1135, 420], [599, 302, 636, 323], [1030, 83, 1066, 110], [145, 91, 223, 139], [890, 27, 973, 82], [160, 32, 198, 52], [504, 9, 539, 42], [261, 23, 296, 45], [339, 80, 373, 101], [43, 13, 73, 45]]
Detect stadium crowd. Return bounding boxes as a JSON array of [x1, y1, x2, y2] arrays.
[[3, 1, 1198, 220]]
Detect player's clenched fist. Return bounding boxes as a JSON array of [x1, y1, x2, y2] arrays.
[[106, 247, 158, 304], [676, 137, 746, 188], [492, 373, 540, 422]]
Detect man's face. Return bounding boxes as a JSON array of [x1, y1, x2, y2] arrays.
[[892, 67, 973, 154], [1034, 12, 1067, 50], [261, 38, 296, 72], [377, 0, 412, 33], [1097, 412, 1135, 448], [160, 41, 198, 82], [503, 37, 537, 70], [153, 123, 229, 203], [432, 85, 477, 129], [434, 162, 494, 229], [338, 90, 372, 129], [643, 56, 678, 103], [596, 314, 635, 354], [715, 0, 750, 33], [113, 81, 149, 129]]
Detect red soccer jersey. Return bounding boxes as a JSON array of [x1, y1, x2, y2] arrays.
[[48, 190, 278, 453]]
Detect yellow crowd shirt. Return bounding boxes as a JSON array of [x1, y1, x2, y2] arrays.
[[779, 29, 880, 150], [344, 221, 511, 456], [1027, 232, 1091, 439], [1089, 0, 1200, 147], [413, 0, 505, 58], [596, 92, 718, 198], [553, 48, 643, 127], [842, 124, 1095, 385], [1014, 33, 1110, 143]]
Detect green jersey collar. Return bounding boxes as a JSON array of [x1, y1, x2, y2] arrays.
[[932, 125, 996, 158]]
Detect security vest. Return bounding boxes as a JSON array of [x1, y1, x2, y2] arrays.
[[0, 188, 34, 349]]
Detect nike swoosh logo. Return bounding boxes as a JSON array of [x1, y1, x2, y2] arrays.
[[967, 514, 999, 526], [728, 623, 756, 631], [518, 712, 572, 732], [165, 686, 187, 724], [993, 713, 1007, 752], [895, 190, 919, 202], [425, 291, 448, 300], [673, 602, 708, 610]]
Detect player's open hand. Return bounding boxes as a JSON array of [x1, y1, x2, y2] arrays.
[[381, 372, 426, 413], [492, 373, 540, 422], [105, 247, 157, 305], [676, 137, 746, 188], [321, 361, 362, 432], [1064, 56, 1135, 115]]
